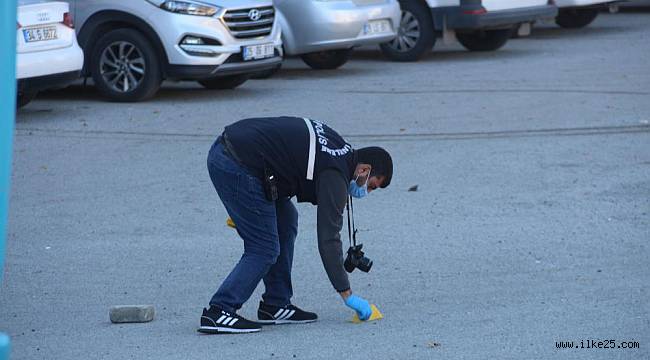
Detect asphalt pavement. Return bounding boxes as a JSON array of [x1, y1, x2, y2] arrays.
[[2, 11, 649, 360]]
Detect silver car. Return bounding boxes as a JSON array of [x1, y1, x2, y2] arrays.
[[275, 0, 400, 70], [71, 0, 283, 101]]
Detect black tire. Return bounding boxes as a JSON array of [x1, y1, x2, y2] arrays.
[[250, 64, 282, 79], [379, 0, 435, 62], [90, 28, 162, 102], [301, 49, 352, 70], [17, 90, 37, 108], [456, 28, 513, 52], [198, 74, 249, 90], [555, 8, 599, 29]]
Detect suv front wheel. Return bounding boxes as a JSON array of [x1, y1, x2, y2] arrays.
[[90, 28, 162, 102]]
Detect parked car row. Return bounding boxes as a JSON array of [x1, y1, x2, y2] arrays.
[[16, 0, 626, 107]]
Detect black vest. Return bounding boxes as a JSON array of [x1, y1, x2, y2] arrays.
[[224, 116, 355, 204]]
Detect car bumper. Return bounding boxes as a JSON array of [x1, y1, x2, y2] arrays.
[[16, 41, 84, 80], [17, 70, 81, 93], [166, 54, 283, 80], [554, 0, 617, 7], [435, 4, 558, 30], [277, 0, 400, 55], [146, 6, 283, 70]]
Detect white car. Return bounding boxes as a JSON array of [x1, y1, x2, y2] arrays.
[[554, 0, 620, 28], [16, 1, 84, 108], [381, 0, 558, 61]]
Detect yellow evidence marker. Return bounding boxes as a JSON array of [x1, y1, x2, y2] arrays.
[[226, 217, 236, 228], [351, 304, 384, 323]]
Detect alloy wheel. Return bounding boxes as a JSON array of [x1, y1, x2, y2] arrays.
[[389, 10, 420, 52], [100, 41, 146, 93]]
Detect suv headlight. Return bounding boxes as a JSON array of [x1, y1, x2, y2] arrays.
[[146, 0, 219, 16]]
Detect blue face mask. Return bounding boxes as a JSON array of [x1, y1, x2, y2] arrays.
[[348, 173, 369, 199]]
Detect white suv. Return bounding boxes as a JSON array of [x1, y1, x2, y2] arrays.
[[17, 1, 84, 108], [71, 0, 283, 101]]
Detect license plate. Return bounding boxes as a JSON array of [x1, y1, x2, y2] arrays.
[[363, 20, 391, 35], [242, 43, 275, 61], [23, 26, 58, 43]]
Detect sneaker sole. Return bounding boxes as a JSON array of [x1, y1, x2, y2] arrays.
[[256, 319, 317, 325], [197, 326, 261, 334]]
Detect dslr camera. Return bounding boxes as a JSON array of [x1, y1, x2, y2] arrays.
[[344, 244, 373, 273]]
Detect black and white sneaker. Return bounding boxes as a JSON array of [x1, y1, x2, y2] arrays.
[[257, 301, 318, 325], [198, 305, 261, 334]]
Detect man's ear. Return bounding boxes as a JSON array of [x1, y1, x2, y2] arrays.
[[358, 164, 372, 178]]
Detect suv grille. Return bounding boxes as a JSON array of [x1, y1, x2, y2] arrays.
[[223, 6, 274, 39]]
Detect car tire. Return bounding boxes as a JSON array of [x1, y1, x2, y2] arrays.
[[250, 64, 282, 79], [17, 90, 37, 109], [456, 28, 513, 52], [90, 28, 162, 102], [198, 74, 250, 89], [555, 8, 599, 29], [379, 0, 435, 62], [301, 49, 352, 70]]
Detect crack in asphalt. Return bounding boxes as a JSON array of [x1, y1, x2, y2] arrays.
[[14, 124, 650, 143]]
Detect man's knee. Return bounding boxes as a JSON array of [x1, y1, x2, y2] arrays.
[[244, 244, 280, 266]]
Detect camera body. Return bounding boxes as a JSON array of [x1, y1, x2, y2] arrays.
[[344, 244, 373, 273]]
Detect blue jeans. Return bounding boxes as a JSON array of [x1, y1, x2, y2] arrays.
[[207, 139, 298, 313]]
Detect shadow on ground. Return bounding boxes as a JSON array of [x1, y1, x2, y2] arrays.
[[350, 47, 536, 63], [525, 24, 636, 40], [34, 82, 271, 104], [266, 65, 374, 80]]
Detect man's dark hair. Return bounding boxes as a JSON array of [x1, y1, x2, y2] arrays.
[[356, 147, 393, 188]]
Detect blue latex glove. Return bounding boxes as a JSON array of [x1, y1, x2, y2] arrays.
[[345, 294, 372, 321]]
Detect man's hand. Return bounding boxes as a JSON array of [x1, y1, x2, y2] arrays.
[[343, 293, 372, 321]]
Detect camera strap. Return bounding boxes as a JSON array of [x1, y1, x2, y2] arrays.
[[346, 195, 357, 248]]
